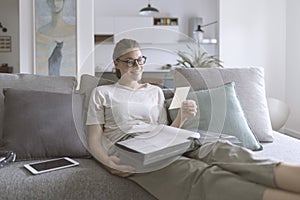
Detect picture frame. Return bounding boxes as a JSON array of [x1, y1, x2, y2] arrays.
[[34, 0, 77, 77]]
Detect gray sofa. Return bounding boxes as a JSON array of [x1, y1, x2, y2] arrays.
[[0, 67, 300, 200], [0, 73, 155, 200]]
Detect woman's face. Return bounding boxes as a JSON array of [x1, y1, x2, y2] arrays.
[[47, 0, 65, 13], [115, 49, 144, 82]]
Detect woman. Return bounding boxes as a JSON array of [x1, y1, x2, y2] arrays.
[[86, 38, 300, 200]]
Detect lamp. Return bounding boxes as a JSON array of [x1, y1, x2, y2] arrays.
[[139, 1, 159, 16], [0, 22, 7, 32], [193, 21, 217, 42], [194, 25, 204, 42]]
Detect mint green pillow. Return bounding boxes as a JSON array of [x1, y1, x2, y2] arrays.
[[165, 82, 262, 151]]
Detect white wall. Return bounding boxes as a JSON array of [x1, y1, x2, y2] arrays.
[[219, 0, 286, 100], [219, 0, 300, 134], [94, 0, 219, 38], [19, 0, 33, 73], [0, 0, 19, 73], [285, 0, 300, 134], [94, 0, 219, 72], [76, 0, 95, 80], [18, 0, 94, 77]]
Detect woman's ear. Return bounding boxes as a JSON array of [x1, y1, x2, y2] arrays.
[[114, 60, 119, 68]]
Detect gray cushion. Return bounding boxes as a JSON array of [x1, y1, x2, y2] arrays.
[[174, 67, 273, 142], [165, 82, 262, 150], [79, 74, 115, 104], [0, 88, 89, 160], [0, 73, 77, 140], [78, 74, 115, 130], [78, 74, 114, 113]]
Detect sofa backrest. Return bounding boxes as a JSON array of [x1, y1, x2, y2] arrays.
[[0, 73, 77, 139]]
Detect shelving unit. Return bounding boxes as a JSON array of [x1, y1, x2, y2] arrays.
[[153, 18, 178, 26], [94, 34, 114, 44]]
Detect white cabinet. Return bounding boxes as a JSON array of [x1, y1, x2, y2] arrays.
[[114, 17, 153, 33], [94, 16, 180, 44], [113, 17, 153, 43], [150, 26, 179, 43]]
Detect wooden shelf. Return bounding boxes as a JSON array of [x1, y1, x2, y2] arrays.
[[154, 18, 178, 26], [0, 66, 13, 73], [94, 34, 114, 44]]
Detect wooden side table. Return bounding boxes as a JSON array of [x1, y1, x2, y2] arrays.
[[0, 66, 13, 73]]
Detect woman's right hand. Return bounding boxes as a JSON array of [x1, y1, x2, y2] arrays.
[[102, 155, 135, 177], [87, 125, 135, 177], [171, 100, 197, 128]]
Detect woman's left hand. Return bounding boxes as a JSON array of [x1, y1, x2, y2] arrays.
[[180, 100, 197, 123]]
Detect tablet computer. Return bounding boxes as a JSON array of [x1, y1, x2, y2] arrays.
[[24, 157, 79, 175]]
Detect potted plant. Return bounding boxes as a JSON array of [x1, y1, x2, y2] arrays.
[[176, 42, 223, 68]]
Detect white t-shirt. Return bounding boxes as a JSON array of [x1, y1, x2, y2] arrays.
[[86, 83, 168, 146]]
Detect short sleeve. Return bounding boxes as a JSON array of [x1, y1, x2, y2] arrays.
[[86, 87, 105, 125]]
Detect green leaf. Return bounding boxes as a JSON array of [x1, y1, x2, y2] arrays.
[[176, 43, 222, 68]]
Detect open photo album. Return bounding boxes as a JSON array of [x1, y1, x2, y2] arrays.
[[115, 125, 241, 167]]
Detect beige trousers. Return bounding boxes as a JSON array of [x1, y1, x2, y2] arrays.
[[129, 141, 279, 200]]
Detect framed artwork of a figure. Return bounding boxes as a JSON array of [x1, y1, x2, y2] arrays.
[[34, 0, 77, 76]]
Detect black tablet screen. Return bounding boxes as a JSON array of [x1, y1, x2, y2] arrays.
[[30, 158, 73, 171]]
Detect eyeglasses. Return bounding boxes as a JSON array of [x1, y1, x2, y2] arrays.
[[116, 56, 147, 68]]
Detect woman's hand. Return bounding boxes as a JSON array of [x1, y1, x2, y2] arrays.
[[87, 124, 135, 177], [171, 100, 197, 128], [102, 155, 135, 177], [180, 100, 197, 122]]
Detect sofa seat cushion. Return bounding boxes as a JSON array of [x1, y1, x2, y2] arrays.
[[254, 131, 300, 165], [0, 73, 77, 140], [0, 158, 156, 200]]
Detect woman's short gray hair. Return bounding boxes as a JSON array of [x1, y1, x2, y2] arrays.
[[112, 39, 141, 60]]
